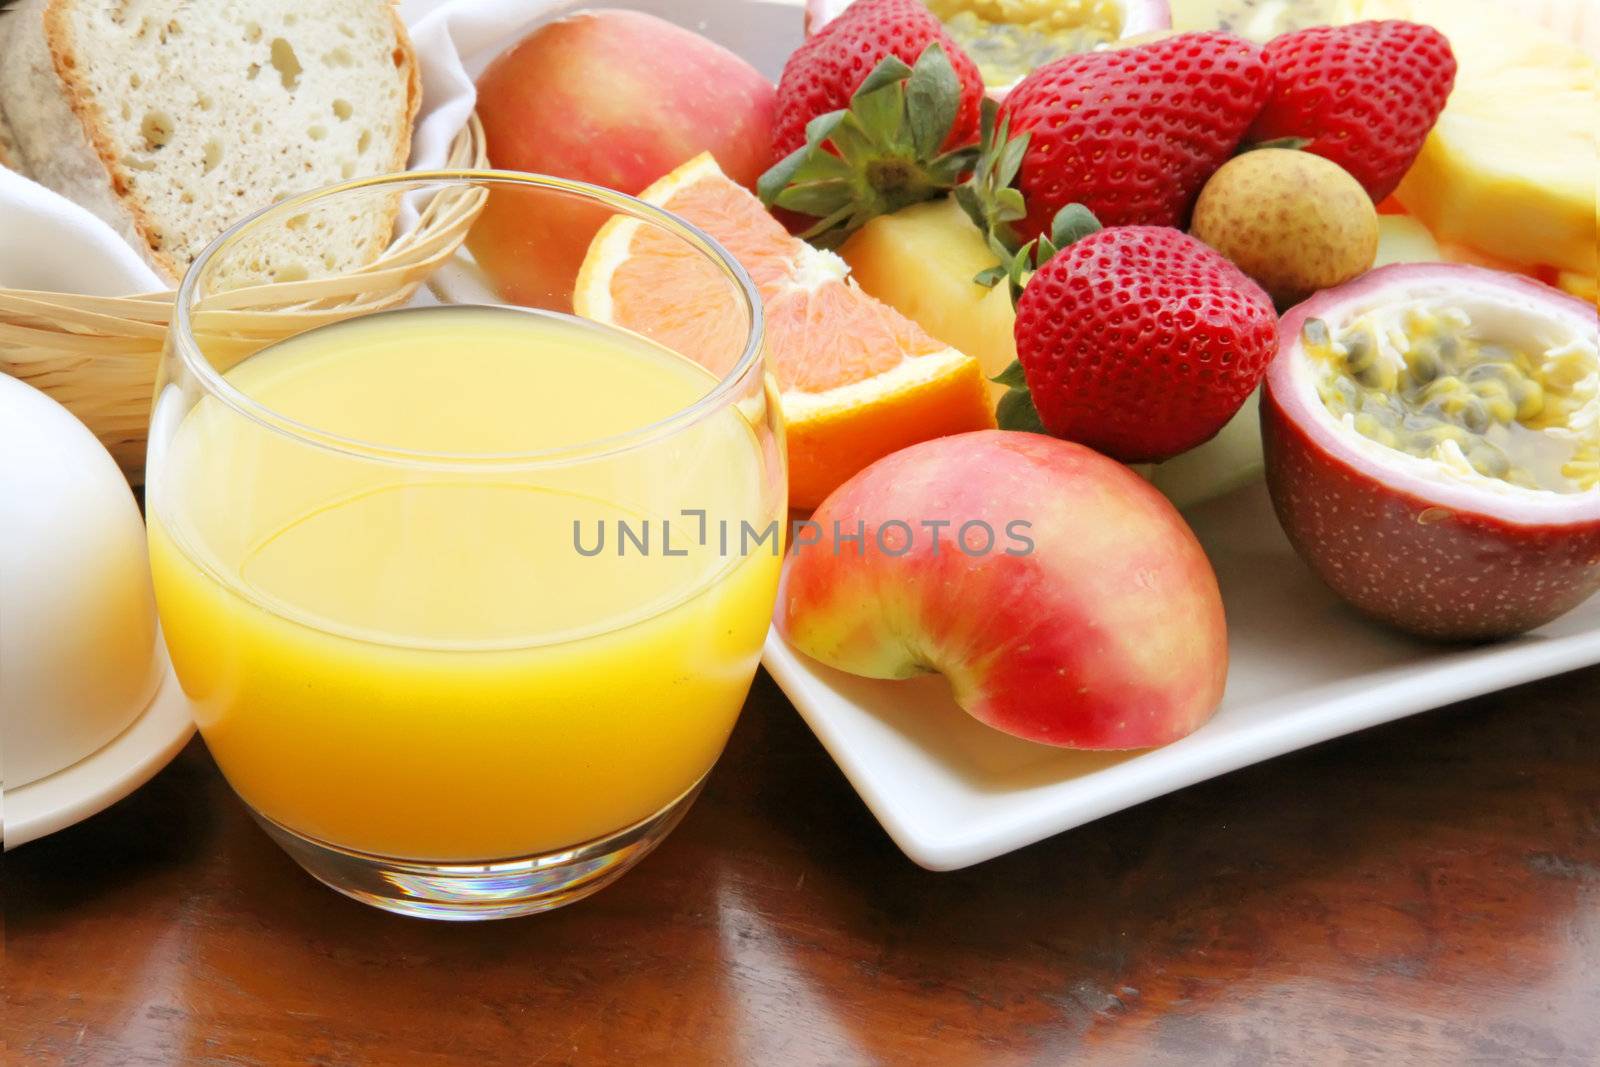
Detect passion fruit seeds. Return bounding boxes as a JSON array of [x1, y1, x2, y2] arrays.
[[933, 0, 1122, 85], [1262, 263, 1600, 642], [1304, 307, 1598, 494]]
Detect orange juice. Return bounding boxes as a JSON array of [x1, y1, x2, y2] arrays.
[[148, 306, 782, 861]]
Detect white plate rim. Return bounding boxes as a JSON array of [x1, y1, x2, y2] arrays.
[[4, 642, 194, 850], [763, 615, 1600, 871]]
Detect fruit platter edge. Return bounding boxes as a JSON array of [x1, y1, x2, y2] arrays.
[[763, 482, 1600, 870], [692, 0, 1600, 868]]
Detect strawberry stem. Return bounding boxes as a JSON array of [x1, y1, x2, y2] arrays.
[[987, 203, 1104, 436], [954, 99, 1030, 254], [958, 100, 1104, 303], [757, 43, 979, 249], [974, 202, 1102, 308]]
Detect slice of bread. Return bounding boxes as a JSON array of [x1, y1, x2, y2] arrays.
[[0, 1, 419, 285]]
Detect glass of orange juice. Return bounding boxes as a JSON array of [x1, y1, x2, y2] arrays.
[[145, 173, 785, 919]]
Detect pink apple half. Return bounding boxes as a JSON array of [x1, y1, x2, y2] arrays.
[[777, 431, 1228, 749]]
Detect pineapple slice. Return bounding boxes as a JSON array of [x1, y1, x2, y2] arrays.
[[838, 196, 1018, 405], [1373, 215, 1443, 268], [1558, 271, 1598, 305], [1341, 0, 1598, 281]]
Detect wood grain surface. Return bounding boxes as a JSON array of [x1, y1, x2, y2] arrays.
[[7, 666, 1599, 1066]]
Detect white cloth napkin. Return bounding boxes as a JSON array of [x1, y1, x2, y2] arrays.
[[0, 0, 577, 296]]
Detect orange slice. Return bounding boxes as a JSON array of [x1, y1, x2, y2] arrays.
[[574, 153, 995, 509]]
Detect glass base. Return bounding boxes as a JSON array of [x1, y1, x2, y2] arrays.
[[252, 782, 703, 921]]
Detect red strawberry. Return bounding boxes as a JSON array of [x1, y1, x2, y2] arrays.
[[1247, 21, 1456, 203], [1004, 225, 1278, 463], [770, 0, 985, 161], [996, 32, 1272, 239]]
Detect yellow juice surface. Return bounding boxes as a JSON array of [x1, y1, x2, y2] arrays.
[[148, 307, 781, 861]]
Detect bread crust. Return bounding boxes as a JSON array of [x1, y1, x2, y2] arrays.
[[0, 0, 159, 276], [0, 0, 423, 286], [388, 2, 422, 176], [43, 0, 183, 278], [376, 1, 423, 268]]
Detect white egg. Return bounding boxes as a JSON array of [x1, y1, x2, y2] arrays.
[[0, 375, 164, 792]]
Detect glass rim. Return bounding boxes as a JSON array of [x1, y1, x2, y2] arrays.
[[169, 169, 766, 468]]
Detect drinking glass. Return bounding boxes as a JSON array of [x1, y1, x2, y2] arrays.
[[146, 173, 784, 919]]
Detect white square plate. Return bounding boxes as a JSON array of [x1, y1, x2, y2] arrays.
[[592, 0, 1600, 870], [763, 483, 1600, 870]]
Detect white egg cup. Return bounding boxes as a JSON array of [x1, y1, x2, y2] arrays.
[[1, 374, 194, 848], [3, 644, 193, 848]]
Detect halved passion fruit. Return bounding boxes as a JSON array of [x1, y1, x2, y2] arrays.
[[804, 0, 1172, 95], [1263, 263, 1600, 640]]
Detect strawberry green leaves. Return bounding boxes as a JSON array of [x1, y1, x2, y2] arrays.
[[904, 43, 962, 159], [992, 359, 1047, 435], [987, 203, 1104, 437], [1045, 203, 1103, 248], [975, 201, 1104, 305], [957, 99, 1103, 303], [758, 44, 979, 249], [954, 100, 1029, 257]]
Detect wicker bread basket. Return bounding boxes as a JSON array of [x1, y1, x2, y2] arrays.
[[0, 115, 489, 481]]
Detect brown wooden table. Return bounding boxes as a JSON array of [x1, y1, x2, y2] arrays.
[[8, 665, 1599, 1066]]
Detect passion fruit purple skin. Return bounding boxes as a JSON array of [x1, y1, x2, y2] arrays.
[[1262, 263, 1600, 641], [803, 0, 1174, 99]]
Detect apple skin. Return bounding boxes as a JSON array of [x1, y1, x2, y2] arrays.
[[476, 10, 775, 193], [777, 431, 1228, 749], [470, 10, 777, 307]]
